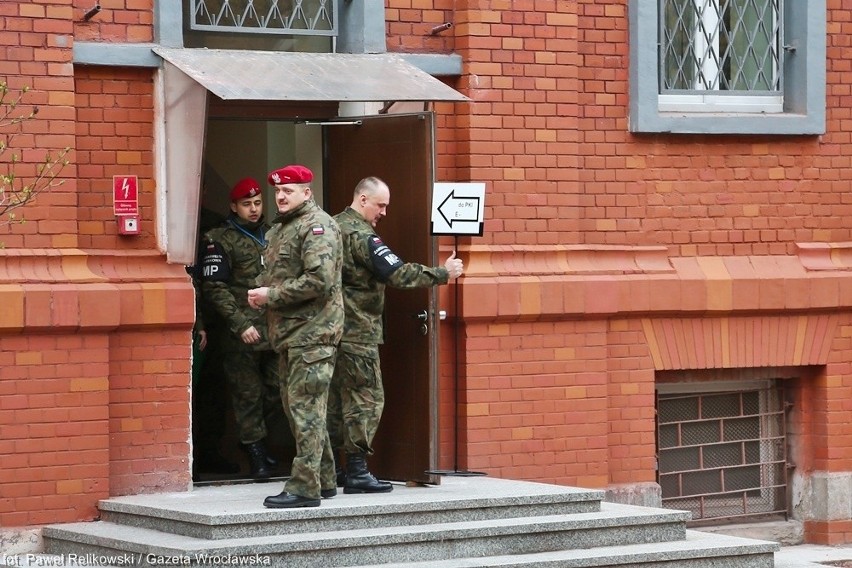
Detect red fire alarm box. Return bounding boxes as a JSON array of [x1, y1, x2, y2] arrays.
[[118, 216, 140, 235]]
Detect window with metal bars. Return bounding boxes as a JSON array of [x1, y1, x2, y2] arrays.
[[661, 0, 781, 93], [656, 386, 788, 523], [188, 0, 337, 36], [182, 0, 336, 51], [659, 0, 783, 113], [628, 0, 825, 134]]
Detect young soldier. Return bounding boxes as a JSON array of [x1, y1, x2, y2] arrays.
[[248, 165, 343, 508], [328, 176, 463, 494], [200, 177, 281, 480]]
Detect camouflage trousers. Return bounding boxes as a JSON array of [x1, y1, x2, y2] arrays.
[[326, 342, 384, 455], [222, 349, 281, 444], [279, 344, 337, 500]]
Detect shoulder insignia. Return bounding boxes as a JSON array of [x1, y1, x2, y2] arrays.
[[368, 234, 403, 282], [311, 225, 325, 235], [200, 241, 231, 282]]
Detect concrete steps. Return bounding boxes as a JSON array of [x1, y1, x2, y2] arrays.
[[42, 477, 780, 568], [355, 530, 779, 567]]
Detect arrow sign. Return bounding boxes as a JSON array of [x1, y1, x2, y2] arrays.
[[438, 191, 481, 227], [431, 182, 486, 236]]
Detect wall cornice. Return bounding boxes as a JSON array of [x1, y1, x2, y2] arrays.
[[0, 250, 192, 332], [455, 243, 852, 321]]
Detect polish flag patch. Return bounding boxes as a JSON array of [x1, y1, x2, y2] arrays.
[[311, 226, 325, 235]]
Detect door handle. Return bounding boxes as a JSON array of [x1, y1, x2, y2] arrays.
[[411, 310, 446, 334], [414, 310, 428, 335], [415, 310, 447, 320]]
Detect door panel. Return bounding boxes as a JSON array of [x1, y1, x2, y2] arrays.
[[325, 113, 439, 485]]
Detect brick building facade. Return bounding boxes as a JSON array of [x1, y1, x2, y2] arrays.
[[3, 0, 852, 550]]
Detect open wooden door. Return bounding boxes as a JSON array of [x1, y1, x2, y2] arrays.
[[325, 113, 440, 485]]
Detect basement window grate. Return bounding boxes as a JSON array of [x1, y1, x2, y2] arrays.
[[657, 386, 787, 523]]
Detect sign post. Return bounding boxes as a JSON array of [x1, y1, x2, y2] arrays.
[[427, 182, 487, 477]]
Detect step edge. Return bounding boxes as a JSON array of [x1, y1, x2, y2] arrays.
[[45, 508, 693, 546], [96, 492, 607, 525]]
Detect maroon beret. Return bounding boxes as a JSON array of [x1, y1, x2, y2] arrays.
[[229, 177, 262, 201], [268, 165, 313, 186]]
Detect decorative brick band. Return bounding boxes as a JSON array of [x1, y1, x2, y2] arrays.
[[464, 244, 675, 277], [0, 250, 193, 332], [640, 314, 838, 370], [458, 244, 852, 321], [797, 242, 852, 271], [0, 249, 189, 284]]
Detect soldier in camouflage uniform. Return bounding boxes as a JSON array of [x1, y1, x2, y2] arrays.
[[200, 177, 281, 481], [249, 164, 343, 509], [329, 176, 464, 494]]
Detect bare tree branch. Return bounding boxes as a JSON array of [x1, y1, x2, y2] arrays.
[[0, 81, 71, 228]]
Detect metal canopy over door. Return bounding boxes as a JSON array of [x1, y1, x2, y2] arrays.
[[151, 46, 467, 264], [325, 113, 439, 485], [153, 48, 468, 103]]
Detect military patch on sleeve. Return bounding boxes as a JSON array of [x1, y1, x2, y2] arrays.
[[200, 241, 231, 282], [368, 235, 403, 282], [311, 225, 325, 235]]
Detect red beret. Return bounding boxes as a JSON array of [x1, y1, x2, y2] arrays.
[[230, 177, 262, 201], [268, 165, 313, 186]]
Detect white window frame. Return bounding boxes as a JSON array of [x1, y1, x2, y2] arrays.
[[658, 94, 783, 113], [629, 0, 825, 134]]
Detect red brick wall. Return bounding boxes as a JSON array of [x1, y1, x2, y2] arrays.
[[0, 1, 77, 249], [404, 0, 852, 503], [605, 319, 656, 485], [386, 0, 454, 53], [73, 0, 154, 43], [0, 1, 191, 530], [399, 1, 852, 255], [0, 332, 109, 526], [800, 317, 852, 544], [443, 314, 655, 488], [457, 319, 613, 486], [75, 67, 157, 250], [108, 328, 191, 497], [0, 254, 194, 527], [791, 357, 852, 543]]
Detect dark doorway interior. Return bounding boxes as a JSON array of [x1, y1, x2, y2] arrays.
[[191, 109, 439, 486], [190, 117, 316, 484]]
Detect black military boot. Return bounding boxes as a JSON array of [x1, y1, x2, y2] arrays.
[[263, 490, 320, 508], [245, 441, 272, 481], [343, 452, 393, 494]]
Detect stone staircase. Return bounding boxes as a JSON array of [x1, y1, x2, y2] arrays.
[[42, 476, 780, 567]]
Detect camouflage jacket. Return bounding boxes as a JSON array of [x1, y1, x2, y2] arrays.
[[257, 199, 344, 351], [200, 215, 271, 351], [334, 206, 449, 345]]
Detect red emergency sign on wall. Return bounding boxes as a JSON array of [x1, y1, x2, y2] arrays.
[[113, 175, 139, 216]]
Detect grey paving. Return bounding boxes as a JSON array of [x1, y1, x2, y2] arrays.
[[774, 543, 852, 567]]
